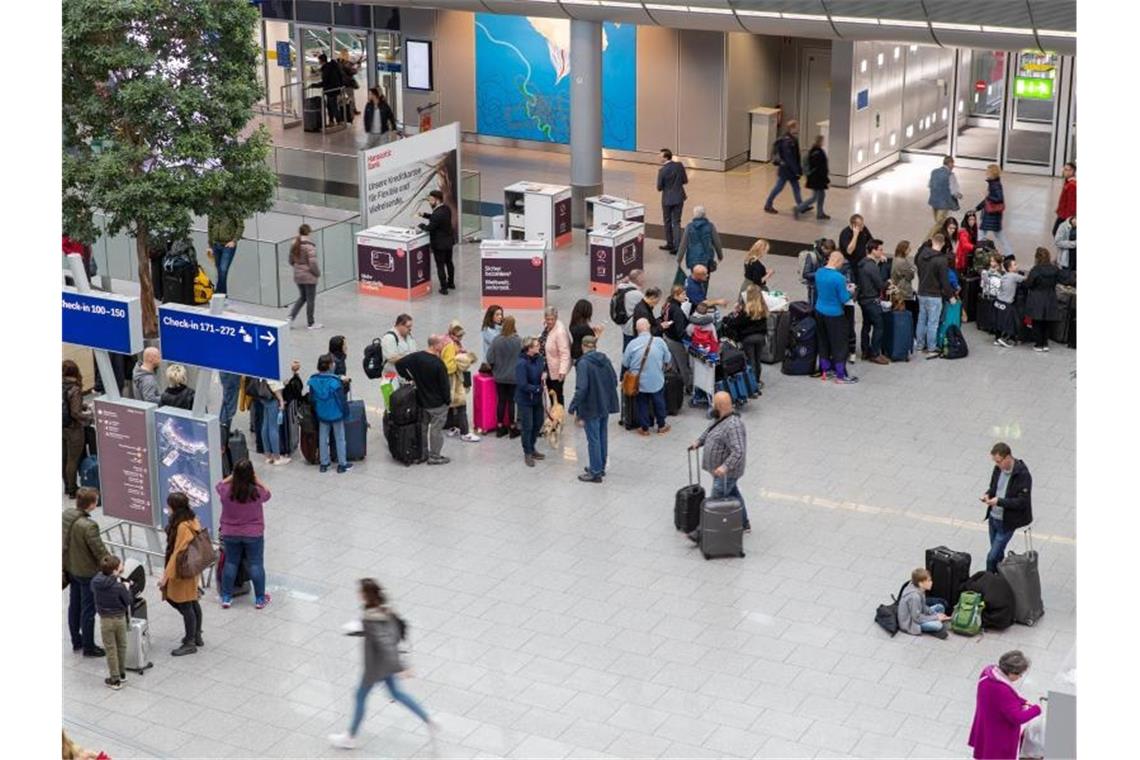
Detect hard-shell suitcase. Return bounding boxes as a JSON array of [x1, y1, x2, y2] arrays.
[[975, 296, 996, 334], [340, 399, 368, 461], [664, 369, 684, 416], [998, 532, 1045, 626], [925, 546, 972, 607], [759, 309, 789, 364], [123, 617, 153, 674], [675, 450, 705, 533], [383, 411, 426, 466], [620, 393, 638, 430], [961, 275, 980, 323], [781, 317, 818, 376], [699, 492, 745, 560], [216, 545, 252, 597], [472, 373, 501, 433], [223, 428, 249, 476], [880, 308, 914, 362]]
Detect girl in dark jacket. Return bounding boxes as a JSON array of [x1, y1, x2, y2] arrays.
[[940, 217, 961, 274], [1024, 247, 1075, 351], [515, 338, 547, 467], [721, 285, 768, 390], [329, 579, 435, 750], [329, 335, 348, 377], [795, 135, 830, 220], [976, 165, 1011, 256], [660, 286, 692, 392], [160, 364, 196, 409]]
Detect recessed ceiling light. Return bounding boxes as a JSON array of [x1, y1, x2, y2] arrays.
[[906, 125, 914, 138], [856, 149, 864, 162], [877, 52, 885, 66], [894, 47, 901, 60], [860, 59, 868, 73]]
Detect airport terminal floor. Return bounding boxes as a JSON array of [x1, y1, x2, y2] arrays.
[[63, 146, 1076, 758]]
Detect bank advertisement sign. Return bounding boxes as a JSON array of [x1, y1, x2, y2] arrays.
[[154, 408, 221, 535], [480, 240, 547, 310], [93, 398, 158, 528], [356, 227, 433, 300], [358, 122, 461, 235]]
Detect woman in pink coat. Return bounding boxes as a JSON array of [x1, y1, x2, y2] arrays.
[[968, 650, 1043, 759], [539, 306, 571, 405]]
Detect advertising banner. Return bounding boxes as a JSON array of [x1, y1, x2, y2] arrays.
[[93, 398, 158, 528], [356, 227, 432, 300], [359, 122, 461, 235], [154, 408, 221, 536], [480, 240, 547, 310], [553, 194, 572, 248]]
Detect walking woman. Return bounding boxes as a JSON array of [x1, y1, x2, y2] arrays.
[[288, 224, 322, 330], [977, 165, 1011, 257], [968, 650, 1042, 759], [159, 492, 204, 656], [330, 579, 436, 749], [216, 459, 271, 610], [62, 360, 92, 499], [487, 315, 522, 438], [363, 87, 398, 144], [1024, 246, 1075, 352], [794, 135, 830, 220]]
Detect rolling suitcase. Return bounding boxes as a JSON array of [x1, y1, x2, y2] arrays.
[[222, 427, 249, 476], [880, 308, 914, 362], [216, 544, 252, 597], [383, 411, 426, 466], [961, 275, 980, 323], [387, 383, 420, 426], [123, 617, 153, 674], [975, 296, 996, 334], [472, 373, 501, 433], [340, 399, 368, 461], [1051, 287, 1074, 345], [781, 316, 818, 376], [699, 490, 745, 560], [759, 309, 789, 364], [674, 449, 705, 533], [925, 546, 971, 607], [664, 369, 684, 416], [620, 393, 638, 430], [998, 532, 1044, 626]]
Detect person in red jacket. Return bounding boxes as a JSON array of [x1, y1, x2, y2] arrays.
[[957, 210, 979, 272], [1053, 161, 1076, 235]]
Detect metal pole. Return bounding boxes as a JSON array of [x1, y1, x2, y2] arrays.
[[190, 294, 226, 418], [569, 19, 603, 228], [67, 254, 121, 401]]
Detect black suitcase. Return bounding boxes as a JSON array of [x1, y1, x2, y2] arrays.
[[222, 427, 249, 476], [664, 369, 684, 417], [620, 393, 638, 430], [383, 411, 425, 466], [387, 383, 420, 426], [303, 95, 323, 132], [674, 449, 705, 533], [699, 495, 745, 560], [975, 296, 996, 334], [162, 266, 196, 305], [925, 546, 971, 606], [961, 275, 980, 323], [718, 342, 747, 377], [341, 399, 368, 461], [1051, 287, 1075, 345]]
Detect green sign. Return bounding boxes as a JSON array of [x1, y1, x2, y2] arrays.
[[1014, 76, 1054, 100]]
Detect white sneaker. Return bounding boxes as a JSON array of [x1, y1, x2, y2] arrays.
[[461, 433, 481, 443], [307, 323, 324, 330], [328, 733, 358, 750], [445, 427, 460, 438], [272, 456, 292, 466]]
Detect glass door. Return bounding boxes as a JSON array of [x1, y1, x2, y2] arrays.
[[955, 49, 1006, 163], [1002, 50, 1059, 169], [375, 31, 403, 129], [264, 20, 297, 112]]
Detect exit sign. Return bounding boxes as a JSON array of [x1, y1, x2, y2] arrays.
[[1014, 76, 1054, 100]]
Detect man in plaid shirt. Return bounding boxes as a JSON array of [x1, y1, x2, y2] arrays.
[[688, 391, 750, 537]]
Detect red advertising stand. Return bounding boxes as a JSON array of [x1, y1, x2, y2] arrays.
[[356, 225, 432, 300], [480, 239, 547, 310]]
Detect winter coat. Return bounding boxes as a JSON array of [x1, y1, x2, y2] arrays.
[[353, 607, 405, 685], [440, 340, 475, 407], [721, 310, 766, 342], [132, 365, 161, 404], [63, 377, 92, 430], [207, 215, 245, 247], [927, 166, 960, 211], [515, 351, 546, 407], [1024, 263, 1073, 321], [567, 349, 619, 420], [307, 372, 348, 423], [662, 299, 689, 342], [677, 217, 723, 272], [977, 179, 1005, 232], [487, 334, 522, 384], [364, 100, 397, 135], [291, 237, 321, 285], [160, 383, 196, 410], [838, 225, 874, 273], [63, 508, 110, 579], [395, 352, 450, 409], [419, 204, 455, 251], [985, 459, 1033, 531], [541, 320, 571, 382], [957, 227, 978, 271], [804, 146, 829, 190], [481, 325, 501, 360], [856, 257, 887, 303], [968, 665, 1042, 759], [1055, 177, 1076, 220], [162, 517, 203, 604], [631, 299, 664, 337], [890, 257, 917, 300]]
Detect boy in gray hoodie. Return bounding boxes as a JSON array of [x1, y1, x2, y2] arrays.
[[898, 568, 951, 639]]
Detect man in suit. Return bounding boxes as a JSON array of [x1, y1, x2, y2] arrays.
[[656, 148, 688, 253], [419, 190, 455, 294]]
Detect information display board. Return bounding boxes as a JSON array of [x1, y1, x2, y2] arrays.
[[588, 221, 645, 296], [480, 240, 547, 310], [93, 398, 158, 528], [62, 288, 143, 355], [158, 303, 290, 381], [356, 226, 432, 300], [153, 407, 222, 536]]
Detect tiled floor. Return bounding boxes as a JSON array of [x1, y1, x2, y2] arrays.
[[64, 212, 1075, 758]]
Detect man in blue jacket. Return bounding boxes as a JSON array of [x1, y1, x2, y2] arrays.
[[657, 148, 688, 253], [308, 354, 352, 473], [568, 335, 619, 483], [763, 120, 805, 215]]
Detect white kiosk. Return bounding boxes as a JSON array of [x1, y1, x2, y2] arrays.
[[503, 182, 573, 248], [588, 220, 645, 296], [355, 225, 433, 300], [749, 106, 782, 162], [480, 239, 548, 311], [585, 195, 645, 230]]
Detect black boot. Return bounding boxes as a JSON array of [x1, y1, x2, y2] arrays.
[[171, 639, 198, 656]]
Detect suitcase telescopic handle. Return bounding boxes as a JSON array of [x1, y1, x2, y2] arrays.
[[688, 446, 701, 486]]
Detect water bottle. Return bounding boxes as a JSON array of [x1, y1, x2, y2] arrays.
[[276, 407, 284, 426]]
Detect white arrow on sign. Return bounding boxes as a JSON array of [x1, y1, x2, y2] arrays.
[[260, 331, 276, 348]]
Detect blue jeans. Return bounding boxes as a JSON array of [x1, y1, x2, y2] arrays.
[[519, 402, 544, 455], [919, 601, 947, 632], [583, 415, 608, 476], [987, 518, 1015, 573], [764, 173, 804, 209], [350, 675, 430, 736], [219, 372, 240, 430], [637, 389, 667, 431], [711, 475, 750, 529], [260, 399, 281, 456], [221, 535, 266, 599], [916, 296, 943, 352], [68, 574, 96, 651], [796, 188, 826, 217], [211, 243, 236, 294], [320, 419, 346, 467]]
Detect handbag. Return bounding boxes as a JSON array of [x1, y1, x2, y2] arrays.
[[176, 526, 218, 579], [622, 337, 655, 397], [983, 199, 1005, 214]]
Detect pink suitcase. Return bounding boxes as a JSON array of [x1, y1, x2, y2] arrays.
[[472, 373, 500, 433]]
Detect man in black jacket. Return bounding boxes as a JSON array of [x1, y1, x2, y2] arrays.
[[763, 120, 804, 214], [318, 53, 345, 126], [395, 335, 452, 465], [631, 287, 668, 337], [419, 190, 455, 294], [657, 149, 688, 253], [856, 239, 890, 364], [915, 233, 958, 354], [981, 442, 1033, 572]]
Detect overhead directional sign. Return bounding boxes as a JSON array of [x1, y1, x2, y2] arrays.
[[158, 303, 290, 380], [62, 287, 144, 355]]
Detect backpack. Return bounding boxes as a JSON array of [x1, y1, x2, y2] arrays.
[[874, 582, 909, 637], [610, 284, 635, 325], [193, 265, 214, 304], [362, 331, 396, 380], [163, 240, 197, 273], [942, 324, 968, 359], [950, 590, 985, 636], [246, 377, 272, 401], [63, 386, 73, 427]]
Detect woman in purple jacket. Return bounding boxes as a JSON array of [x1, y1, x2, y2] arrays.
[[968, 650, 1043, 759], [216, 459, 272, 609]]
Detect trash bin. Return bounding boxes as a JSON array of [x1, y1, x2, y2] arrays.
[[303, 96, 323, 133], [491, 215, 506, 240]]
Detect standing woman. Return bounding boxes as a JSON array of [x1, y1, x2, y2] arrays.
[[1024, 246, 1074, 352], [660, 286, 692, 393], [159, 492, 204, 656], [440, 321, 480, 442], [967, 650, 1042, 760], [160, 364, 196, 409], [815, 250, 858, 384], [958, 209, 980, 272], [480, 304, 504, 359], [515, 337, 548, 467], [722, 285, 768, 390], [487, 316, 522, 438], [568, 299, 602, 365], [216, 459, 272, 609], [288, 224, 322, 330], [889, 241, 919, 328], [795, 135, 831, 220], [977, 165, 1011, 257], [940, 217, 961, 275], [62, 360, 92, 499], [539, 306, 571, 406], [329, 579, 436, 750], [742, 238, 774, 293]]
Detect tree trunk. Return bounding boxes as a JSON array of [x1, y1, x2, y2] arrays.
[[135, 221, 158, 338]]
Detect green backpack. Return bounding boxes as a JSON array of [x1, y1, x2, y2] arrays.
[[951, 591, 985, 636]]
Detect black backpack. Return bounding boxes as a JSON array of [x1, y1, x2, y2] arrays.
[[387, 382, 419, 426], [942, 324, 969, 359], [610, 284, 634, 325], [875, 582, 909, 637], [963, 571, 1016, 630], [362, 331, 396, 380]]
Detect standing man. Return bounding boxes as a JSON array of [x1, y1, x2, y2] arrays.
[[621, 318, 672, 437], [684, 265, 728, 310], [395, 335, 452, 465], [815, 250, 858, 384], [981, 442, 1033, 573], [64, 488, 111, 657], [1053, 161, 1076, 236], [763, 120, 804, 214], [618, 269, 647, 351], [657, 148, 688, 253], [318, 53, 345, 126], [207, 211, 244, 295], [307, 355, 351, 473], [419, 190, 455, 294], [687, 391, 751, 538], [838, 214, 874, 276], [927, 156, 963, 231], [631, 287, 668, 337], [380, 314, 418, 376], [131, 346, 161, 403], [674, 207, 724, 288], [915, 233, 956, 355], [568, 335, 619, 483], [857, 239, 890, 365]]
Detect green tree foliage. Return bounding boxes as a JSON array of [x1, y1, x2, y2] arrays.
[[63, 0, 275, 335]]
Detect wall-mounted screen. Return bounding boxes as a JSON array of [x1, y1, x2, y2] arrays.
[[406, 39, 433, 91]]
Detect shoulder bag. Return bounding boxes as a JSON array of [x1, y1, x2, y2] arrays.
[[622, 337, 655, 397], [176, 526, 218, 579]]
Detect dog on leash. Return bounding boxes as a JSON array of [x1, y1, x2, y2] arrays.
[[542, 389, 565, 447]]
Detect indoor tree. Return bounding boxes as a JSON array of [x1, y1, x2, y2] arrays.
[[62, 0, 275, 336]]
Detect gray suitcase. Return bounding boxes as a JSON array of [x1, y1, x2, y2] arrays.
[[759, 309, 789, 364], [997, 532, 1044, 626], [123, 617, 154, 674], [699, 496, 745, 560]]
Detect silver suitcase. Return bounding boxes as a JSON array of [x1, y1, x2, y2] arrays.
[[123, 617, 154, 674], [998, 531, 1044, 626], [699, 497, 745, 560]]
